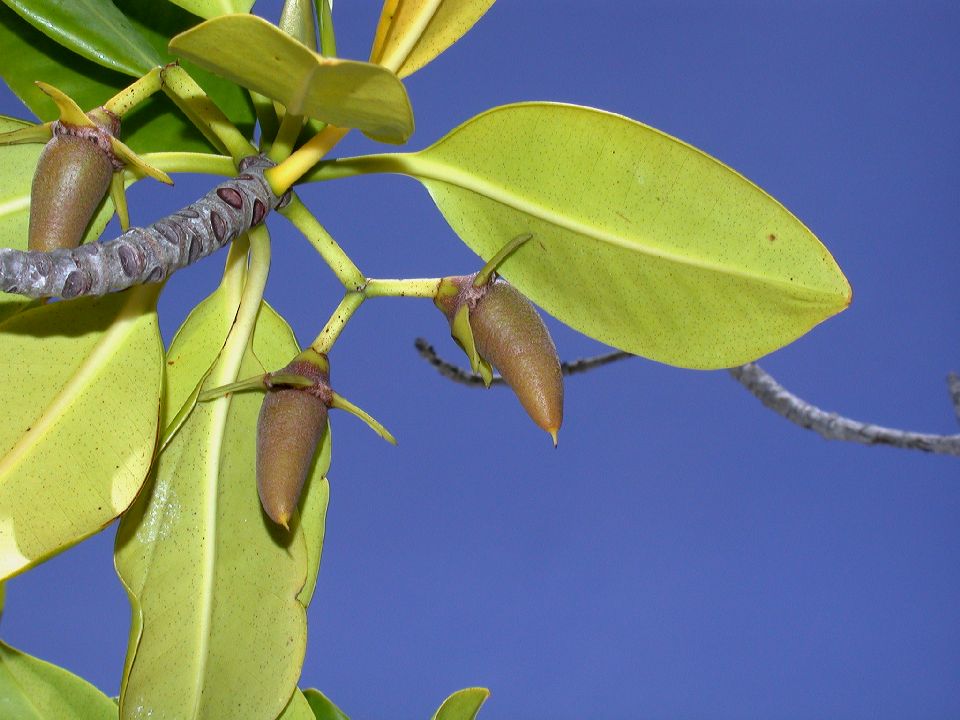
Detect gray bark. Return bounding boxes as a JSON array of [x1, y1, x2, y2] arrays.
[[415, 339, 960, 457], [728, 363, 960, 456], [0, 155, 288, 299]]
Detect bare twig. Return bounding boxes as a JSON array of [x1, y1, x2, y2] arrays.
[[947, 372, 960, 428], [416, 339, 960, 457], [0, 155, 288, 299], [729, 363, 960, 456]]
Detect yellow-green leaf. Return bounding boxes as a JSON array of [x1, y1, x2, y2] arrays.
[[370, 0, 495, 79], [317, 0, 335, 57], [0, 640, 117, 720], [159, 238, 249, 441], [166, 0, 255, 21], [303, 687, 350, 720], [114, 240, 245, 695], [279, 688, 323, 720], [297, 424, 330, 607], [364, 102, 851, 369], [169, 14, 413, 144], [115, 299, 309, 720], [0, 116, 119, 323], [431, 688, 490, 720], [0, 284, 163, 581], [239, 299, 330, 608]]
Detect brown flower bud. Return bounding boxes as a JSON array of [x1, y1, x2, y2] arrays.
[[29, 133, 114, 252], [256, 356, 332, 529], [437, 274, 563, 444], [28, 110, 121, 253]]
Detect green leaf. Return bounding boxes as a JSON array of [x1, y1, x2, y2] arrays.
[[0, 285, 163, 581], [372, 102, 851, 369], [166, 0, 255, 21], [0, 116, 43, 324], [162, 270, 330, 607], [369, 0, 496, 79], [303, 688, 350, 720], [297, 426, 330, 607], [317, 0, 335, 57], [0, 2, 254, 153], [0, 5, 131, 129], [279, 689, 323, 720], [169, 14, 414, 144], [0, 640, 117, 720], [115, 299, 310, 720], [115, 243, 245, 694], [1, 0, 162, 77], [113, 0, 257, 149], [280, 0, 318, 51], [0, 115, 124, 323], [431, 688, 490, 720], [159, 240, 249, 439]]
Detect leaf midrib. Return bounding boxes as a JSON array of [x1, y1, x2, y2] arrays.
[[0, 289, 153, 483], [396, 152, 845, 302], [389, 0, 444, 72]]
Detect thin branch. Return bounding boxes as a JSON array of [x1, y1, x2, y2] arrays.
[[416, 339, 960, 457], [0, 156, 288, 299], [947, 372, 960, 428], [729, 363, 960, 456]]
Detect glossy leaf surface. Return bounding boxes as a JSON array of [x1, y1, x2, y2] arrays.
[[303, 688, 350, 720], [1, 0, 162, 77], [0, 2, 254, 153], [280, 0, 318, 50], [114, 0, 257, 148], [369, 0, 495, 79], [317, 0, 335, 56], [167, 0, 255, 20], [0, 3, 125, 127], [0, 641, 117, 719], [170, 14, 413, 144], [388, 102, 851, 369], [0, 285, 163, 580], [431, 688, 490, 720], [115, 299, 309, 720]]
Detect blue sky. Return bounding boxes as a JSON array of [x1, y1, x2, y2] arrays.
[[3, 1, 960, 718]]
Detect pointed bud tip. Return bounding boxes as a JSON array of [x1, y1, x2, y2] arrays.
[[266, 507, 292, 529], [548, 428, 559, 448]]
